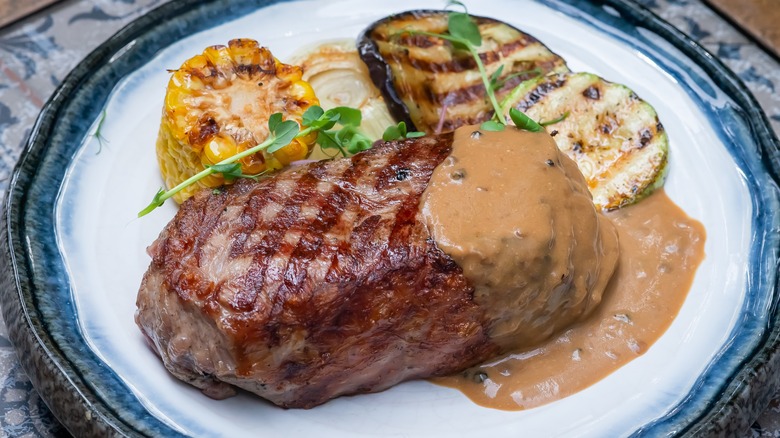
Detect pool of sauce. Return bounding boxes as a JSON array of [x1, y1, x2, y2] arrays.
[[423, 127, 706, 410]]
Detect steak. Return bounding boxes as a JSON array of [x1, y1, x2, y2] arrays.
[[135, 134, 500, 408]]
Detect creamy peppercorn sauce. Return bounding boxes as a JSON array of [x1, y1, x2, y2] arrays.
[[422, 126, 706, 410]]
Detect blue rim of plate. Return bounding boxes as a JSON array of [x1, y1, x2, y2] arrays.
[[1, 0, 779, 436]]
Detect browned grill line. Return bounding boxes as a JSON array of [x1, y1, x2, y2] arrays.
[[404, 38, 529, 73], [275, 170, 363, 314], [224, 173, 321, 315], [310, 154, 374, 285], [191, 189, 236, 273], [229, 177, 283, 258], [514, 75, 569, 111], [428, 73, 530, 107]]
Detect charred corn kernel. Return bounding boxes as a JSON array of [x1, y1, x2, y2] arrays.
[[156, 38, 320, 203], [202, 134, 239, 166], [273, 139, 310, 166]]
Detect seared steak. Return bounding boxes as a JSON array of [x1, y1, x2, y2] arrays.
[[135, 134, 500, 408]]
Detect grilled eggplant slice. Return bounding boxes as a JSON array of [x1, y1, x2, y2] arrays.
[[502, 72, 669, 210], [357, 10, 569, 134]]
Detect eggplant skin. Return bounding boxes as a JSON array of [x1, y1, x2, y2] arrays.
[[357, 10, 569, 134]]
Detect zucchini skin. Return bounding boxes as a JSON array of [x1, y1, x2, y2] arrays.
[[357, 10, 569, 134]]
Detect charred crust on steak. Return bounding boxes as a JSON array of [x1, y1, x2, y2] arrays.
[[135, 133, 499, 408]]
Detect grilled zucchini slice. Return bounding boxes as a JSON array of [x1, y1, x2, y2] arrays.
[[502, 72, 669, 210], [157, 38, 319, 203], [358, 10, 569, 134]]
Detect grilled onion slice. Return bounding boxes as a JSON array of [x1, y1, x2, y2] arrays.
[[291, 40, 395, 145]]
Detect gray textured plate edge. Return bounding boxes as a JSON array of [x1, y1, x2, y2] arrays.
[[0, 0, 778, 437]]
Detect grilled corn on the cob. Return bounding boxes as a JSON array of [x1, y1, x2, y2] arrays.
[[157, 38, 319, 203]]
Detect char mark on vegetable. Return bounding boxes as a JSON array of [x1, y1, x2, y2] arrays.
[[513, 75, 569, 111]]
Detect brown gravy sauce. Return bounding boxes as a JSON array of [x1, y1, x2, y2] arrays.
[[423, 126, 707, 410], [421, 127, 619, 350]]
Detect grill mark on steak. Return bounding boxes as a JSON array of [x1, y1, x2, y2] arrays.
[[268, 162, 358, 304], [226, 173, 320, 315], [271, 186, 351, 319], [279, 152, 373, 315], [229, 177, 282, 258]]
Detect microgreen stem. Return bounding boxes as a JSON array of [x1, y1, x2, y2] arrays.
[[470, 50, 506, 125], [139, 132, 280, 217], [298, 126, 316, 138], [93, 110, 108, 154]]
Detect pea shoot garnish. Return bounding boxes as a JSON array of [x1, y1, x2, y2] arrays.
[[92, 110, 108, 154], [382, 121, 425, 141], [138, 105, 372, 217], [397, 1, 545, 133]]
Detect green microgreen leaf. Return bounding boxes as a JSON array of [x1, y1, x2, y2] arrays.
[[382, 121, 407, 141], [207, 162, 243, 181], [382, 126, 401, 142], [268, 113, 283, 132], [325, 107, 362, 127], [304, 114, 339, 132], [317, 130, 348, 157], [509, 108, 544, 132], [266, 118, 301, 153], [445, 1, 481, 47], [540, 111, 570, 127], [489, 65, 505, 92], [382, 121, 426, 141], [480, 120, 506, 131], [447, 11, 481, 47], [346, 135, 373, 154], [302, 105, 325, 127]]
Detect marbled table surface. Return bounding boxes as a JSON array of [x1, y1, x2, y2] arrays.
[[1, 0, 779, 436]]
